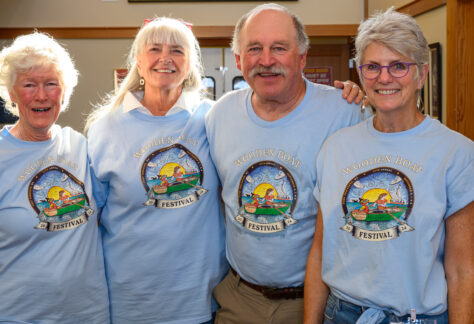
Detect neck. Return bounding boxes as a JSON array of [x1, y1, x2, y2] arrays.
[[141, 85, 183, 116], [10, 122, 53, 142], [251, 79, 306, 122], [373, 107, 425, 133]]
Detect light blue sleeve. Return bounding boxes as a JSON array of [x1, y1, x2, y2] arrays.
[[89, 157, 109, 210], [445, 148, 474, 218]]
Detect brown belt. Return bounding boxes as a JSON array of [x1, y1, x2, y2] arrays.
[[230, 268, 304, 300]]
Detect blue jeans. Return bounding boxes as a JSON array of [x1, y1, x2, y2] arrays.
[[323, 293, 448, 324]]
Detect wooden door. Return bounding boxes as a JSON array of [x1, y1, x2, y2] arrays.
[[305, 44, 351, 85]]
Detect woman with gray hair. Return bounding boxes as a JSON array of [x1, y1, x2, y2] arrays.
[[304, 8, 473, 324], [0, 32, 109, 323], [85, 17, 228, 324]]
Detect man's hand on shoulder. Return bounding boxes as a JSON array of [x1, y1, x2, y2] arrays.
[[334, 80, 366, 105]]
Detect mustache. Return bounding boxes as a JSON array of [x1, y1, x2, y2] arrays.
[[249, 65, 286, 78]]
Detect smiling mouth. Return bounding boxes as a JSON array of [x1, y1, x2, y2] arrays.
[[154, 68, 176, 73], [33, 107, 51, 112], [376, 89, 399, 95]]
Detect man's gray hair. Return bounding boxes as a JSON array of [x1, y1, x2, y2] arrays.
[[231, 3, 309, 55]]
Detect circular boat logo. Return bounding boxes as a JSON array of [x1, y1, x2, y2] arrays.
[[236, 161, 298, 233], [341, 167, 415, 241], [28, 165, 92, 231], [141, 143, 207, 209]]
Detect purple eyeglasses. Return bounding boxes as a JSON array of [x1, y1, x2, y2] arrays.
[[359, 62, 417, 79]]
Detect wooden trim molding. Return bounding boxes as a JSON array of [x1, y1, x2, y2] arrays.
[[397, 0, 446, 17], [0, 24, 359, 40], [305, 24, 358, 37]]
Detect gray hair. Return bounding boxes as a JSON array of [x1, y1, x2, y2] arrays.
[[231, 3, 309, 55], [354, 8, 429, 82], [0, 32, 78, 116], [85, 17, 203, 131]]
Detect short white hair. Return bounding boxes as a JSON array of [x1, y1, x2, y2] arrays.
[[0, 32, 78, 116], [354, 8, 429, 82]]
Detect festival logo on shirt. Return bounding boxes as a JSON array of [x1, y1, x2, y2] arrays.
[[236, 161, 298, 233], [141, 143, 207, 208], [28, 165, 93, 232], [341, 167, 415, 241]]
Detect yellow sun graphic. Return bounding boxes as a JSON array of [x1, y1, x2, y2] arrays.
[[254, 183, 277, 199], [160, 163, 185, 177], [362, 188, 392, 203], [47, 186, 70, 201]]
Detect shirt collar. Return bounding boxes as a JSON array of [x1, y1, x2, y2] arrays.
[[122, 90, 196, 115]]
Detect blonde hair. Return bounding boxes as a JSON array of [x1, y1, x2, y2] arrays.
[[85, 17, 203, 132], [0, 32, 78, 116]]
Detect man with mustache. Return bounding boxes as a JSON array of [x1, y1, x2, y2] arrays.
[[205, 3, 368, 323]]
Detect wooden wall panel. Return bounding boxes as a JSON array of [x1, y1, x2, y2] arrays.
[[447, 0, 474, 139]]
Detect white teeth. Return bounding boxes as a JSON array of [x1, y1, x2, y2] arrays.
[[156, 69, 174, 73], [377, 90, 398, 95], [33, 108, 50, 112]]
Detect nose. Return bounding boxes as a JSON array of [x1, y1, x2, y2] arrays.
[[377, 66, 393, 83], [159, 56, 171, 63], [35, 85, 48, 101], [258, 48, 275, 67], [159, 50, 172, 64]]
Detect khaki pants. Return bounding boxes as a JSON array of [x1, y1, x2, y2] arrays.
[[213, 270, 303, 324]]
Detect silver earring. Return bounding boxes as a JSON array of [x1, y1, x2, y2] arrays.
[[139, 77, 145, 86]]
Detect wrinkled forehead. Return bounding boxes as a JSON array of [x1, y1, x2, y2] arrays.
[[241, 9, 296, 42]]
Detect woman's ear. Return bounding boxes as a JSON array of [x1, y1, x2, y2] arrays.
[[417, 64, 429, 90]]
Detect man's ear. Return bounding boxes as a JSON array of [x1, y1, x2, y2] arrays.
[[235, 53, 242, 71], [300, 51, 307, 71]]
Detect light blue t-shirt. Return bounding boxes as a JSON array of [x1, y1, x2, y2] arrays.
[[205, 80, 365, 287], [314, 116, 474, 316], [0, 125, 109, 324], [88, 92, 228, 324]]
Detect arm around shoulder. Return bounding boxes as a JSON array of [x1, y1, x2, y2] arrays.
[[444, 201, 474, 324]]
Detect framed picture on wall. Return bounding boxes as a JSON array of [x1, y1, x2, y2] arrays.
[[427, 42, 441, 121]]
